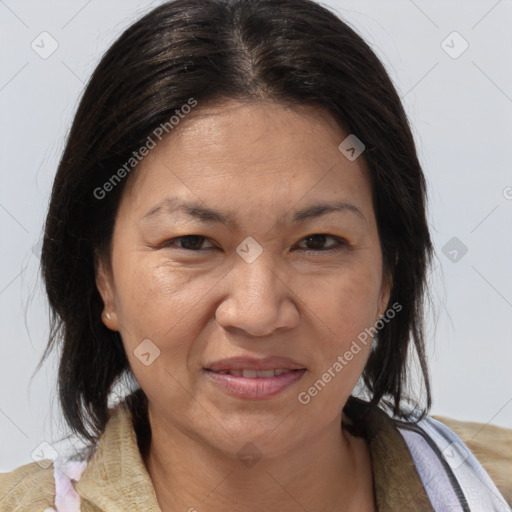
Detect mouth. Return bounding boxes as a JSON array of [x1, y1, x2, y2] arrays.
[[203, 356, 307, 399], [210, 368, 299, 378], [204, 355, 306, 373]]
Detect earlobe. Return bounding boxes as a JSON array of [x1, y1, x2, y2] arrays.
[[379, 269, 393, 318], [95, 251, 119, 331], [101, 309, 119, 331]]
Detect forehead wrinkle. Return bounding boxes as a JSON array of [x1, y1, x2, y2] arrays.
[[140, 197, 367, 232]]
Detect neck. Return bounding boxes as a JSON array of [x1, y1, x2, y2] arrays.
[[144, 409, 374, 512]]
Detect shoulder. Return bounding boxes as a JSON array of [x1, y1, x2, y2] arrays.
[[0, 459, 56, 512], [0, 404, 127, 512], [433, 415, 512, 506]]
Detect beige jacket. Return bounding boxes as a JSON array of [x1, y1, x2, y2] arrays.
[[1, 398, 511, 511]]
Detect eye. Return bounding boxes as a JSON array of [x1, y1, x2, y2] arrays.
[[161, 235, 214, 251], [295, 234, 348, 253], [160, 233, 348, 253]]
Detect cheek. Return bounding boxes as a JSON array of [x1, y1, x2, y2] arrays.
[[292, 269, 381, 414], [112, 252, 230, 375], [301, 260, 382, 334], [295, 259, 383, 386], [113, 259, 209, 392], [112, 254, 218, 345]]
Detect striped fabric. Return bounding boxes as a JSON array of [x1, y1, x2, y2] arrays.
[[398, 417, 512, 511]]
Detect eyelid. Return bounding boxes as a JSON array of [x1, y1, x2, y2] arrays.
[[161, 234, 349, 252], [159, 235, 216, 250], [294, 234, 348, 251]]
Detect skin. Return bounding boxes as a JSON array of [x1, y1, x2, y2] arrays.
[[96, 100, 391, 512]]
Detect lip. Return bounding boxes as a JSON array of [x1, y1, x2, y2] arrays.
[[204, 356, 306, 372], [203, 356, 307, 400], [204, 368, 307, 399]]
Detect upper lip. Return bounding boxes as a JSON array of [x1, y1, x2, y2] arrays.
[[205, 356, 306, 372]]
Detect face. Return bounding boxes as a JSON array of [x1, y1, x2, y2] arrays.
[[96, 100, 391, 460]]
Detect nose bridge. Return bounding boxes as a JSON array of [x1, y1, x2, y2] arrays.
[[233, 246, 280, 307], [215, 246, 299, 336]]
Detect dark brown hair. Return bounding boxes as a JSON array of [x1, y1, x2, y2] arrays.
[[36, 0, 434, 448]]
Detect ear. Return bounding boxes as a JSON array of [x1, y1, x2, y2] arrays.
[[377, 259, 394, 319], [94, 249, 120, 331]]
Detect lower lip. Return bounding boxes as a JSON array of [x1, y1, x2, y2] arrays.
[[204, 369, 306, 399]]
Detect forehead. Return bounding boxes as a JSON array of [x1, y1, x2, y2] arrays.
[[120, 100, 374, 223], [162, 101, 351, 169]]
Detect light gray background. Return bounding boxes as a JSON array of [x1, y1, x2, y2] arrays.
[[1, 0, 511, 472]]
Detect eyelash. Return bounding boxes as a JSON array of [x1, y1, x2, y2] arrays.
[[160, 234, 349, 253]]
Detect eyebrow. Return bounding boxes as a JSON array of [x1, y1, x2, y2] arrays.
[[141, 197, 367, 228]]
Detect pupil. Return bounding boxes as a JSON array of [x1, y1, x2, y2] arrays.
[[182, 235, 202, 249], [306, 234, 326, 249]]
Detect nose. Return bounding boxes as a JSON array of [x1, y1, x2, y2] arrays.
[[214, 254, 300, 337]]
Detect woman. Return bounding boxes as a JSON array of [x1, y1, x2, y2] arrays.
[[1, 0, 510, 510]]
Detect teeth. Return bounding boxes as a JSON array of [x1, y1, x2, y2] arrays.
[[215, 368, 294, 378], [257, 370, 275, 378]]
